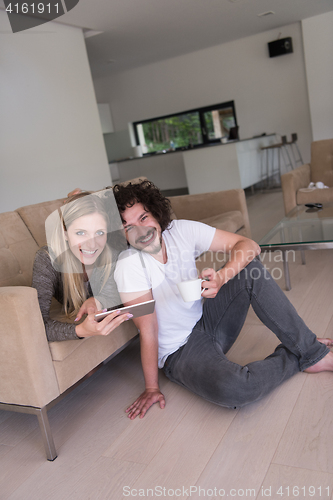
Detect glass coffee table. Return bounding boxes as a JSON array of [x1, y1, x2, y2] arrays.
[[259, 203, 333, 290]]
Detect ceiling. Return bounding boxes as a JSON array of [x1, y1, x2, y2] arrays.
[[2, 0, 333, 77]]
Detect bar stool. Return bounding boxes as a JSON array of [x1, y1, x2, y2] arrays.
[[261, 136, 293, 187], [286, 133, 303, 167]]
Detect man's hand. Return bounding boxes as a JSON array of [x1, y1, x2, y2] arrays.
[[205, 229, 261, 296], [126, 389, 165, 420], [119, 291, 162, 420], [200, 268, 225, 298], [67, 188, 82, 198]]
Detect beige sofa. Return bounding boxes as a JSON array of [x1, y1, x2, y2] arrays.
[[0, 185, 250, 460], [281, 139, 333, 215], [168, 188, 251, 273]]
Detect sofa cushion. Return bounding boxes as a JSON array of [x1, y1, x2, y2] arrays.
[[296, 187, 333, 206], [49, 336, 88, 361], [199, 210, 244, 233], [311, 139, 333, 186], [0, 211, 39, 287], [194, 211, 244, 275], [323, 171, 333, 187], [16, 198, 65, 247], [50, 320, 139, 393]]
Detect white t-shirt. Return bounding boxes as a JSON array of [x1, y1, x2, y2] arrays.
[[114, 219, 216, 367]]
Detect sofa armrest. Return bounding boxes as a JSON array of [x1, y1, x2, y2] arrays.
[[281, 164, 311, 215], [0, 287, 60, 408], [168, 189, 251, 238]]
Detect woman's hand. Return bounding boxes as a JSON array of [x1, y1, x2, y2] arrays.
[[75, 309, 132, 338], [75, 297, 102, 322], [126, 389, 165, 420]]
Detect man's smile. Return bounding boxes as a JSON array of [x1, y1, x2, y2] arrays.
[[135, 228, 156, 246], [121, 203, 166, 261]]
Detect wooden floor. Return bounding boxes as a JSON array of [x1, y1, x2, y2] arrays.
[[1, 190, 333, 500]]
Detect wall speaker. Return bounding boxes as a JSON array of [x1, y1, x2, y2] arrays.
[[268, 37, 293, 58]]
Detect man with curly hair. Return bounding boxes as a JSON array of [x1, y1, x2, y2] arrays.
[[113, 180, 333, 419]]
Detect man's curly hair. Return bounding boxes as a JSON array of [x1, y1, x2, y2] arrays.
[[113, 180, 172, 232]]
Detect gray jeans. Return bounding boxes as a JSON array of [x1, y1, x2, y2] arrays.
[[163, 259, 328, 409]]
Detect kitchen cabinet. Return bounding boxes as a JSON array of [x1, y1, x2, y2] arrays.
[[183, 135, 277, 194]]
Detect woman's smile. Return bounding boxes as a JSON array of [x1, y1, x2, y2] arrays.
[[66, 213, 108, 265], [80, 248, 98, 255]]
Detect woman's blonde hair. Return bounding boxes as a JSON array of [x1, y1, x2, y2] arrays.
[[49, 192, 113, 318]]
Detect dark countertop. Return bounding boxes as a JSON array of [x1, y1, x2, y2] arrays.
[[110, 133, 276, 164]]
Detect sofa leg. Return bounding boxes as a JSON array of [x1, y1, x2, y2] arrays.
[[0, 402, 57, 461], [37, 406, 57, 461]]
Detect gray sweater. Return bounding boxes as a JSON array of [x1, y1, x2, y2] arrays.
[[32, 247, 122, 342]]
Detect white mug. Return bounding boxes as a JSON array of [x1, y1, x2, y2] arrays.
[[177, 278, 206, 302]]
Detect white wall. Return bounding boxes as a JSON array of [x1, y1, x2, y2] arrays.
[[0, 11, 110, 213], [302, 12, 333, 141], [94, 22, 313, 167]]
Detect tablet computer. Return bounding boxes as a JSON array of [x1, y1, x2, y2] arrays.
[[94, 299, 155, 322]]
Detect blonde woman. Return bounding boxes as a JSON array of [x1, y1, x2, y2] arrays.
[[32, 191, 130, 341]]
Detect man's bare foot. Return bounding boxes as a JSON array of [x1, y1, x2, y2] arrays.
[[317, 337, 333, 347], [304, 350, 333, 373]]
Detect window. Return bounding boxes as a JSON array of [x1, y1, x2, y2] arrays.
[[133, 101, 238, 154]]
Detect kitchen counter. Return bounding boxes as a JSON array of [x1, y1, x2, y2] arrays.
[[110, 134, 275, 164], [109, 134, 278, 194]]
